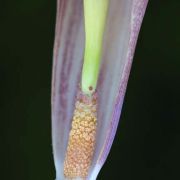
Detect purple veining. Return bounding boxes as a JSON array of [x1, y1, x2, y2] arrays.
[[51, 0, 149, 179], [97, 0, 149, 165]]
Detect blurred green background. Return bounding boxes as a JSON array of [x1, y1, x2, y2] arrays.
[[0, 0, 179, 180]]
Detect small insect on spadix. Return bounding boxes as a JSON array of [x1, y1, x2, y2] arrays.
[[51, 0, 149, 180]]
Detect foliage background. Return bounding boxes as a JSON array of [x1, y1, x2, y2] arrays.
[[0, 0, 179, 179]]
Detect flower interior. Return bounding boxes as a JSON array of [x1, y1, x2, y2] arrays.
[[51, 0, 148, 179]]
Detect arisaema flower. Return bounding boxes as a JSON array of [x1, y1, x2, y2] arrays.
[[51, 0, 148, 179]]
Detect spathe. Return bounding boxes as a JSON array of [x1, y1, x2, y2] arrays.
[[51, 0, 148, 179]]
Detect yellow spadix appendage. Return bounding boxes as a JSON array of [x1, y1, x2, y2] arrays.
[[81, 0, 109, 95], [64, 91, 98, 179]]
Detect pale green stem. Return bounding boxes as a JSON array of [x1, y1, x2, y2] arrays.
[[81, 0, 109, 95]]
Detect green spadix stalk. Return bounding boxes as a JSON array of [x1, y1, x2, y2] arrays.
[[82, 0, 109, 95]]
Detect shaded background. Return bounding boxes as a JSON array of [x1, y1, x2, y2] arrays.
[[0, 0, 179, 180]]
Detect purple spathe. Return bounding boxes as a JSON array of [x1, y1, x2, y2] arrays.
[[51, 0, 149, 179], [97, 0, 149, 166]]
